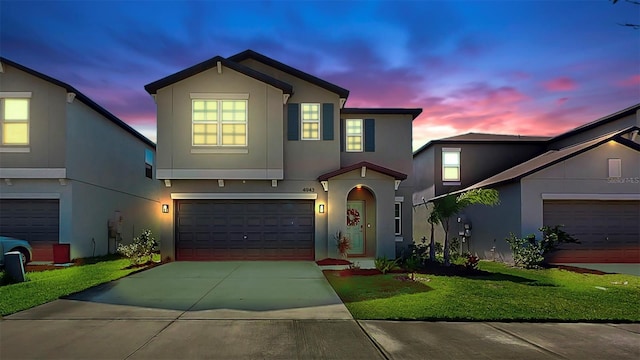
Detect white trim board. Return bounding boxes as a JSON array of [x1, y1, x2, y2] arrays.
[[0, 193, 61, 199], [0, 168, 66, 178], [157, 168, 284, 180], [171, 193, 318, 200], [542, 193, 640, 201]]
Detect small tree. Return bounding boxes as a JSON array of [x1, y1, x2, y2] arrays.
[[430, 188, 500, 266]]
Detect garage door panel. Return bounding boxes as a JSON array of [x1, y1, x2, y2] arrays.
[[176, 200, 314, 261], [0, 199, 59, 262], [544, 200, 639, 263]]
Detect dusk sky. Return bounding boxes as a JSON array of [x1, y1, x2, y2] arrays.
[[1, 0, 638, 150]]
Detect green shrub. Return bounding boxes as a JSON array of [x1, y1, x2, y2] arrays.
[[403, 255, 421, 280], [374, 256, 398, 274], [506, 225, 579, 269], [117, 229, 157, 265]]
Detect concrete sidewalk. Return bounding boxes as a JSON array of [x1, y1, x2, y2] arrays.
[[1, 262, 639, 359]]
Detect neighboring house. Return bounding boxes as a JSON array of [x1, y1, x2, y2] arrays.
[[145, 49, 421, 261], [0, 58, 160, 262], [413, 103, 640, 264]]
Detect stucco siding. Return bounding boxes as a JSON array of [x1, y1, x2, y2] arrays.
[[155, 66, 285, 178], [521, 141, 640, 237], [461, 182, 522, 263], [0, 63, 67, 168], [69, 180, 160, 259], [65, 100, 158, 200]]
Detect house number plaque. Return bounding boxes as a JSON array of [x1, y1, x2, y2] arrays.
[[302, 187, 316, 192]]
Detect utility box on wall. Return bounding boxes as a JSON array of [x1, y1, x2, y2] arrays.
[[52, 244, 70, 264]]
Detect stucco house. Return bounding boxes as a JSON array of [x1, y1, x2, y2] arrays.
[[0, 57, 160, 262], [145, 50, 421, 261], [413, 103, 640, 264]]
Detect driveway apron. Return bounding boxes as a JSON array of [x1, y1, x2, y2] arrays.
[[1, 261, 387, 359]]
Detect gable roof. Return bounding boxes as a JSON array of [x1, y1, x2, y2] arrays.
[[228, 50, 350, 99], [318, 161, 407, 181], [413, 132, 548, 157], [342, 108, 423, 120], [1, 57, 155, 148], [432, 126, 640, 200], [548, 102, 640, 143], [144, 55, 293, 95]]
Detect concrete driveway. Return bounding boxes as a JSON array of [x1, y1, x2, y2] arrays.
[[2, 261, 639, 359]]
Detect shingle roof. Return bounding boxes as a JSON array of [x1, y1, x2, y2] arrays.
[[228, 50, 350, 98], [318, 161, 407, 181], [548, 103, 640, 143], [429, 126, 640, 200], [1, 57, 155, 148], [413, 132, 548, 156], [341, 108, 423, 120], [144, 55, 293, 95]]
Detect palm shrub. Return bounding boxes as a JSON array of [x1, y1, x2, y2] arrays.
[[117, 229, 157, 265], [374, 256, 398, 274]]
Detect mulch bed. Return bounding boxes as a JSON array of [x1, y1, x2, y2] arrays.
[[316, 258, 352, 266]]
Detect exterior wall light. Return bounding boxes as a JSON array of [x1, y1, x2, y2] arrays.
[[162, 204, 170, 213], [319, 204, 325, 213]]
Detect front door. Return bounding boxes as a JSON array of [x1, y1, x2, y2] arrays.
[[346, 201, 365, 255]]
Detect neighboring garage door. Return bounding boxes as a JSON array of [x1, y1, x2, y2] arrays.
[[175, 200, 314, 261], [0, 199, 60, 262], [543, 200, 640, 263]]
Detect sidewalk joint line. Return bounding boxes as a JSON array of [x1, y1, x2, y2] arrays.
[[355, 320, 391, 360], [485, 323, 569, 360]]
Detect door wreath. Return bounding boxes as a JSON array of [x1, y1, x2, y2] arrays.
[[346, 208, 361, 226]]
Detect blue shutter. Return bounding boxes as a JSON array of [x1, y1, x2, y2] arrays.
[[364, 118, 375, 152], [322, 103, 334, 140], [340, 118, 345, 152], [287, 103, 299, 141]]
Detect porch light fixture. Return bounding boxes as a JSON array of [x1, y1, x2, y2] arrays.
[[162, 204, 170, 213], [319, 204, 325, 213]]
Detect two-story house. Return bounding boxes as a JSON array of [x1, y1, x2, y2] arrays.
[[413, 103, 640, 265], [145, 50, 421, 261], [0, 57, 160, 262]]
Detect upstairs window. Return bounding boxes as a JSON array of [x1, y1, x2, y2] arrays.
[[2, 97, 30, 145], [301, 103, 320, 140], [145, 149, 154, 179], [442, 148, 461, 182], [345, 119, 363, 152], [192, 98, 247, 146], [394, 202, 402, 235]]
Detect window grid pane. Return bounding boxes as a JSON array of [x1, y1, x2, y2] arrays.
[[442, 150, 461, 181], [2, 123, 29, 145], [443, 167, 460, 181], [345, 119, 363, 151], [394, 203, 401, 235], [346, 136, 362, 151], [4, 99, 29, 120], [301, 103, 320, 140], [192, 99, 247, 146]]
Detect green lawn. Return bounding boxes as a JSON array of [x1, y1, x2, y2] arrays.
[[325, 261, 640, 321], [0, 255, 155, 316]]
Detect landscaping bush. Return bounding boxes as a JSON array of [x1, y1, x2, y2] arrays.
[[117, 229, 157, 265], [506, 225, 579, 269], [374, 256, 398, 274], [334, 230, 351, 259]]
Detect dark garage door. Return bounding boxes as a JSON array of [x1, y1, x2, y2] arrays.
[[176, 199, 314, 261], [543, 200, 640, 263], [0, 199, 60, 262]]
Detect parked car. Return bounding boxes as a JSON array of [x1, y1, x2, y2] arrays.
[[0, 236, 33, 268]]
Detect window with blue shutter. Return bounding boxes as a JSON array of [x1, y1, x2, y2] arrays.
[[364, 118, 375, 152], [287, 103, 299, 140]]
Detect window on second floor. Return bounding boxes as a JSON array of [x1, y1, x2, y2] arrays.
[[145, 149, 154, 179], [345, 119, 363, 152], [442, 148, 461, 182], [301, 103, 320, 140], [394, 202, 402, 235], [192, 99, 247, 146], [1, 97, 30, 145]]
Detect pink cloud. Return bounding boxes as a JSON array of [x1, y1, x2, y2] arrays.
[[542, 77, 577, 91], [617, 74, 640, 87], [556, 97, 569, 106]]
